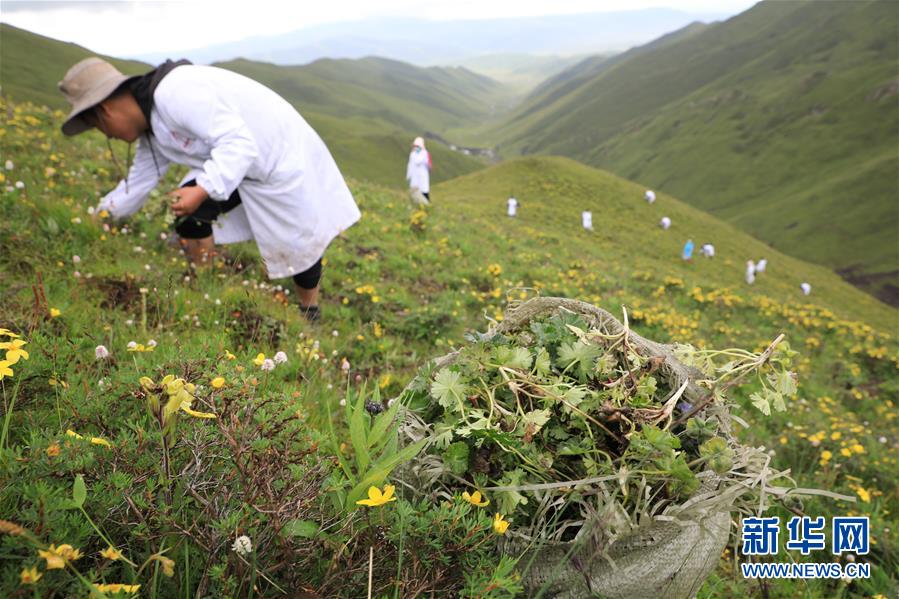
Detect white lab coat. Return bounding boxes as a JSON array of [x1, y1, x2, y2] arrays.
[[98, 65, 360, 279], [660, 216, 671, 230], [746, 261, 756, 285], [406, 148, 431, 194], [756, 259, 767, 273], [507, 197, 518, 217], [645, 190, 656, 204], [701, 244, 715, 257], [582, 211, 593, 230], [800, 282, 812, 296]]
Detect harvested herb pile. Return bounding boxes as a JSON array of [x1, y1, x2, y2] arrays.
[[399, 298, 801, 597]]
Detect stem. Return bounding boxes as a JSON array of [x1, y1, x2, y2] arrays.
[[367, 545, 374, 599], [1, 378, 23, 449], [80, 506, 137, 566]]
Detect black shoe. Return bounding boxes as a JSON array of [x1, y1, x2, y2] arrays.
[[300, 305, 321, 322]]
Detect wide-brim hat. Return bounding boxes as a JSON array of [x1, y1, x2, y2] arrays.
[[412, 136, 425, 149], [59, 57, 139, 136]]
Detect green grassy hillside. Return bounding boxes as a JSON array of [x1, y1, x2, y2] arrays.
[[0, 99, 896, 597], [0, 25, 491, 189], [489, 0, 899, 304], [0, 24, 150, 108], [218, 56, 512, 134]]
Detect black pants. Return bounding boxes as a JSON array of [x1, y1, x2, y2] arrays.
[[175, 180, 323, 290]]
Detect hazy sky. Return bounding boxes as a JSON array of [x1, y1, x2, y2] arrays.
[[0, 0, 755, 57], [1, 0, 757, 57]]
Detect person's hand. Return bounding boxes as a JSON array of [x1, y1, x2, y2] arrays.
[[170, 185, 209, 217]]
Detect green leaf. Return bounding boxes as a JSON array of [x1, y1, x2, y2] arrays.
[[522, 409, 551, 434], [346, 438, 428, 507], [431, 368, 466, 413], [534, 348, 551, 376], [443, 441, 470, 475], [73, 474, 87, 509], [750, 392, 771, 416], [557, 340, 602, 380], [699, 437, 734, 474], [770, 370, 798, 397], [349, 389, 371, 473], [282, 519, 319, 538], [494, 345, 533, 370]]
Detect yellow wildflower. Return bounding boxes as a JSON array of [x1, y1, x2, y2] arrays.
[[819, 450, 833, 466], [856, 488, 871, 503], [224, 350, 236, 360], [493, 513, 510, 535], [211, 377, 226, 389], [0, 360, 13, 381], [830, 432, 841, 441], [49, 308, 61, 318], [100, 546, 123, 560], [356, 484, 397, 507], [46, 443, 60, 457], [20, 566, 42, 584], [0, 328, 21, 338], [1, 339, 29, 363], [253, 353, 265, 366], [95, 583, 141, 594], [840, 448, 852, 458], [151, 554, 175, 577], [38, 544, 82, 569], [851, 443, 865, 454], [462, 490, 490, 507]]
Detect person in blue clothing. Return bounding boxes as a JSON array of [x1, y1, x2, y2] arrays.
[[682, 239, 695, 261]]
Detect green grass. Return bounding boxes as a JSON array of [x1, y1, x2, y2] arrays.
[[487, 0, 899, 303], [1, 99, 896, 596]]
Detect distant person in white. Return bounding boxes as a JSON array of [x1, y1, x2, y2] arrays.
[[507, 196, 519, 217], [745, 260, 756, 285], [800, 282, 812, 296], [755, 258, 767, 273], [581, 210, 593, 231], [659, 216, 671, 230], [645, 190, 656, 204], [406, 136, 431, 204], [701, 243, 715, 258]]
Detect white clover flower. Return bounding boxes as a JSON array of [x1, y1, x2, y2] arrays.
[[72, 255, 81, 264], [87, 206, 95, 215], [341, 358, 350, 372], [260, 359, 275, 371], [215, 299, 221, 305], [284, 289, 290, 296], [331, 330, 339, 337], [15, 181, 24, 189], [880, 436, 888, 444], [339, 398, 346, 406], [160, 232, 168, 240], [95, 345, 110, 359], [73, 271, 82, 278], [231, 535, 253, 556], [125, 319, 134, 326], [126, 341, 137, 350], [327, 384, 334, 390], [387, 398, 396, 408], [273, 351, 288, 364], [147, 339, 157, 348], [4, 160, 13, 170]]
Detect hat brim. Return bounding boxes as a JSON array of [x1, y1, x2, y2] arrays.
[[60, 73, 138, 136]]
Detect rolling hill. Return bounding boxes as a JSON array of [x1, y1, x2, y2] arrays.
[[488, 0, 899, 304], [0, 24, 495, 188]]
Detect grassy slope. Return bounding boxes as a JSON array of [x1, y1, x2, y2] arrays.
[[0, 23, 150, 109], [489, 0, 899, 302], [0, 25, 492, 189], [1, 100, 896, 596]]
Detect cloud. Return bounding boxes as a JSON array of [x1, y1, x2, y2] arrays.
[[0, 0, 135, 13]]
